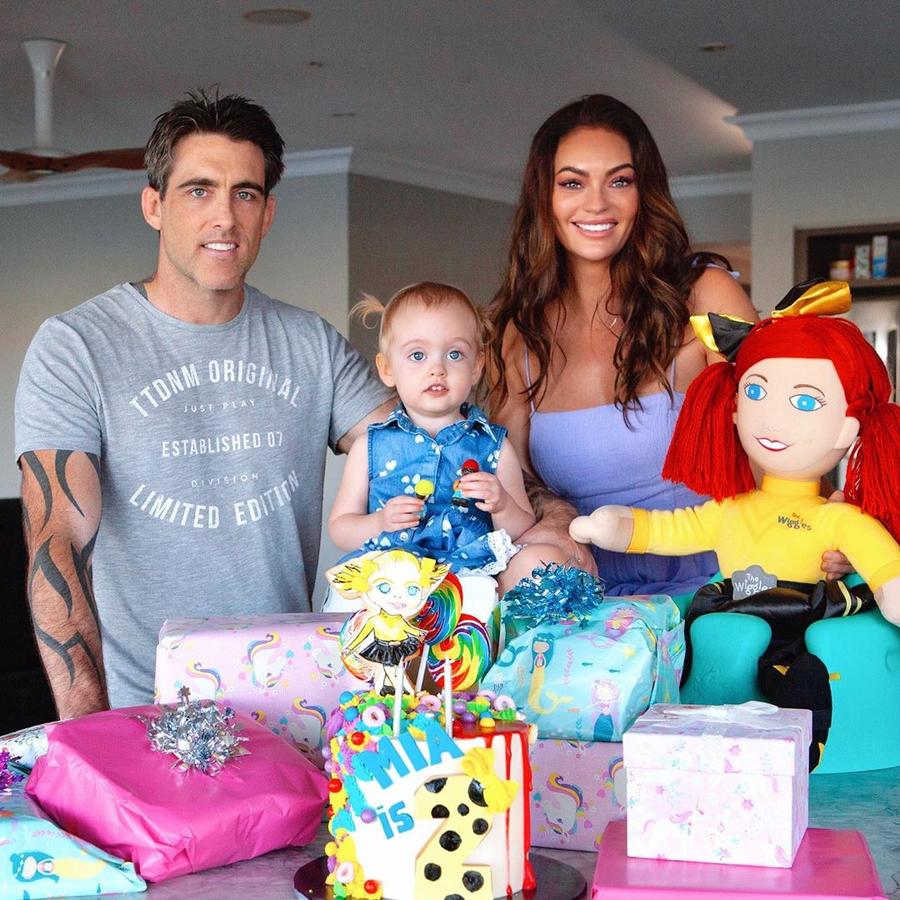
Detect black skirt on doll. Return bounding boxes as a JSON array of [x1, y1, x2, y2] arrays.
[[360, 635, 422, 667]]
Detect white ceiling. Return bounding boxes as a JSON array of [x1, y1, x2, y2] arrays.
[[2, 0, 899, 186]]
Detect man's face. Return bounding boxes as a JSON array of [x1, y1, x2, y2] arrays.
[[141, 132, 275, 300]]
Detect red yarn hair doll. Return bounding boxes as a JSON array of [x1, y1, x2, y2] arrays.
[[570, 280, 900, 766]]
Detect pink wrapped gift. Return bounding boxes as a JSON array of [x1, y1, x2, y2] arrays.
[[624, 702, 811, 867], [591, 820, 886, 898], [530, 738, 626, 851], [155, 612, 361, 764], [26, 705, 328, 882]]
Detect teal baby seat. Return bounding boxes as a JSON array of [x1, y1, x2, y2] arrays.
[[675, 583, 900, 774]]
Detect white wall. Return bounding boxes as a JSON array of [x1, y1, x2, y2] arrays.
[[678, 192, 751, 247], [751, 128, 900, 308], [347, 174, 514, 362], [1, 192, 156, 497]]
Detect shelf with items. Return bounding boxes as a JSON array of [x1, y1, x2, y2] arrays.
[[794, 223, 900, 296]]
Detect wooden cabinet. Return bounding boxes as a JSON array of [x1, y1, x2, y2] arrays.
[[794, 223, 900, 293], [795, 225, 898, 399], [795, 225, 899, 488]]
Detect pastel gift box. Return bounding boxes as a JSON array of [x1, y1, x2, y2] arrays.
[[26, 705, 328, 882], [624, 702, 811, 868], [485, 596, 684, 742], [155, 612, 361, 764], [591, 820, 886, 899], [530, 738, 626, 851], [0, 778, 146, 898], [0, 721, 53, 769]]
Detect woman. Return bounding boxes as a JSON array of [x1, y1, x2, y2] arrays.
[[487, 94, 767, 596]]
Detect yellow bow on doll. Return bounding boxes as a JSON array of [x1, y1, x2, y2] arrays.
[[691, 279, 851, 360], [460, 747, 519, 814]]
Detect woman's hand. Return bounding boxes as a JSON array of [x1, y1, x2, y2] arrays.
[[378, 495, 424, 532], [518, 517, 599, 576], [822, 490, 855, 580]]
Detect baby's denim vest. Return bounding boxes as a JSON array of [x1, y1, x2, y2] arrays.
[[361, 403, 508, 571]]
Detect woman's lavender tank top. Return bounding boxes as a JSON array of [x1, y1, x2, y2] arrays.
[[525, 351, 717, 596]]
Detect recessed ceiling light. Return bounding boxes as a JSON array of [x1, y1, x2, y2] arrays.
[[700, 42, 732, 52], [330, 112, 356, 118], [243, 8, 311, 25]]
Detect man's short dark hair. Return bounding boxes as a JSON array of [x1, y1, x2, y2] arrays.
[[145, 89, 285, 197]]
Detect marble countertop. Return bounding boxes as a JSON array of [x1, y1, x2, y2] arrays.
[[140, 765, 900, 899]]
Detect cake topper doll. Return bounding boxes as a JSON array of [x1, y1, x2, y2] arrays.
[[329, 550, 450, 702], [570, 279, 900, 766]]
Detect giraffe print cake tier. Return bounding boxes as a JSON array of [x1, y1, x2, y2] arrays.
[[323, 689, 535, 899]]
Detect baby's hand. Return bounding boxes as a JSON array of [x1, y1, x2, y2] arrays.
[[378, 495, 425, 532], [459, 472, 505, 513]]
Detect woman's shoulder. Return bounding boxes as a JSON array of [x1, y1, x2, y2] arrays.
[[487, 321, 528, 392], [689, 266, 757, 321]]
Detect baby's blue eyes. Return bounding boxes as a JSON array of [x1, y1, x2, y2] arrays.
[[406, 585, 420, 597], [377, 582, 391, 594], [407, 350, 464, 362], [790, 393, 823, 412], [744, 383, 766, 401]]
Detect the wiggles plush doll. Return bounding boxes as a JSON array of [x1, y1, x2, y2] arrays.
[[570, 279, 900, 767]]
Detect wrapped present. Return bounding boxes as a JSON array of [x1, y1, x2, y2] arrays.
[[484, 595, 684, 741], [155, 612, 362, 764], [1, 777, 145, 898], [591, 820, 886, 898], [624, 702, 812, 867], [26, 703, 328, 882], [0, 722, 54, 770], [530, 738, 626, 851]]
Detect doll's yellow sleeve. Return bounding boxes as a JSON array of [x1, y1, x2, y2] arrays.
[[629, 500, 726, 557], [831, 505, 900, 592]]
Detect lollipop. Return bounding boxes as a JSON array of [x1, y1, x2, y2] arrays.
[[414, 478, 435, 520], [415, 572, 462, 645], [413, 572, 463, 693], [414, 478, 435, 502], [427, 613, 492, 691]]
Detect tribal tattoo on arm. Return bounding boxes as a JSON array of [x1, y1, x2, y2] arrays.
[[20, 449, 109, 719]]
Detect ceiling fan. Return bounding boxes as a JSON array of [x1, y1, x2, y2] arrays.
[[0, 39, 146, 183]]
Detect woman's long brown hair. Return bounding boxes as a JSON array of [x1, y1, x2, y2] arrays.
[[488, 94, 728, 420]]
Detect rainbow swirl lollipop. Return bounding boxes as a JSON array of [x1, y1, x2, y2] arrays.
[[427, 613, 492, 691], [415, 571, 462, 645]]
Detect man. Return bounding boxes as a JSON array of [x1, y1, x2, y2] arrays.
[[15, 91, 392, 718]]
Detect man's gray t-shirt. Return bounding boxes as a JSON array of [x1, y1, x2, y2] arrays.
[[15, 283, 390, 708]]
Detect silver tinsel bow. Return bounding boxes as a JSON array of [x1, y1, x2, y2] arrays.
[[136, 687, 248, 775]]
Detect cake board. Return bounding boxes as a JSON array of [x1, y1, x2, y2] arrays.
[[294, 852, 587, 899]]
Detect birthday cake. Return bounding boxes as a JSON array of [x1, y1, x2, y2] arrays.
[[324, 689, 535, 899]]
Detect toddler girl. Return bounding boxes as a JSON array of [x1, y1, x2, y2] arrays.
[[329, 281, 566, 594]]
